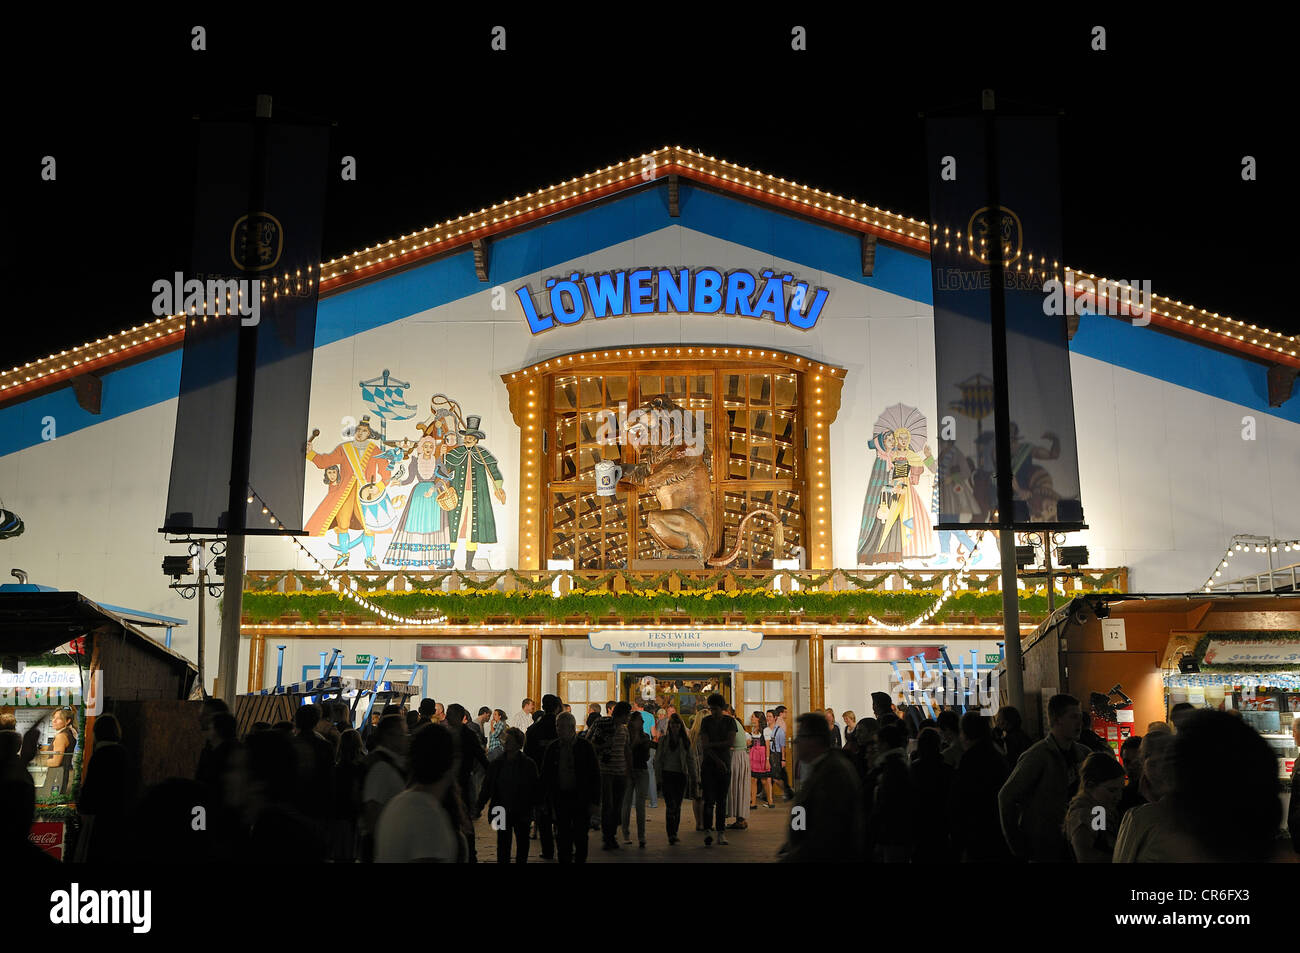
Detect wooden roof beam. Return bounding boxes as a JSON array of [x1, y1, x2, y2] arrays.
[[471, 238, 489, 282], [1268, 363, 1297, 407]]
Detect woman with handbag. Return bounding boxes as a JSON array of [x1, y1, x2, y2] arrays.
[[748, 711, 774, 809]]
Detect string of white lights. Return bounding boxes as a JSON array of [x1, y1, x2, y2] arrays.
[[863, 531, 991, 630], [246, 487, 446, 626], [1200, 533, 1300, 592]]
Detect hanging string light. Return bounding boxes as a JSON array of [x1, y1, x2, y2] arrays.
[[1199, 533, 1300, 592], [246, 486, 446, 626]]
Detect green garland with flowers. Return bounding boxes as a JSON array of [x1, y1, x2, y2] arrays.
[[241, 587, 1120, 626]]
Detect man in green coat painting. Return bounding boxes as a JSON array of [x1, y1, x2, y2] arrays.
[[443, 415, 506, 569]]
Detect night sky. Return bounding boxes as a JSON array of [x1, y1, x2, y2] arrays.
[[6, 11, 1290, 370]]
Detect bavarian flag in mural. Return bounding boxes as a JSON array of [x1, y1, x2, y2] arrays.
[[924, 113, 1084, 530]]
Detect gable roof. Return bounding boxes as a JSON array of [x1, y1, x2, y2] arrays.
[[2, 145, 1294, 406]]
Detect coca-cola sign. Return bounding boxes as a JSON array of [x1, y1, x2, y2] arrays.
[[29, 822, 65, 860]]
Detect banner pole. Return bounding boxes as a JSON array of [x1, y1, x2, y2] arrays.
[[217, 93, 272, 708], [981, 89, 1025, 716]]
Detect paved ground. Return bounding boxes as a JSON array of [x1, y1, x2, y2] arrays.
[[473, 794, 794, 863]]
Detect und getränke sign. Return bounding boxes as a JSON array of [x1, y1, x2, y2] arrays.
[[514, 267, 830, 334]]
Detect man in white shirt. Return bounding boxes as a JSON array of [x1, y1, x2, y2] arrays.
[[375, 723, 461, 862], [509, 698, 536, 733]]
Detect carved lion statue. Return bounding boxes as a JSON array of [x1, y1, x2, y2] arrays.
[[617, 395, 778, 567]]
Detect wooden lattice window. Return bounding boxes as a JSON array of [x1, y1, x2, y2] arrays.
[[505, 349, 845, 570]]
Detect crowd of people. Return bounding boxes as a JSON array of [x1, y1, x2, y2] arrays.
[[2, 687, 1295, 864], [779, 691, 1292, 863]]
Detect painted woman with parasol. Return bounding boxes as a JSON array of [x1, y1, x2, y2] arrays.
[[857, 403, 937, 563]]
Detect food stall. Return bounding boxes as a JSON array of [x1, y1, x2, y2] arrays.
[[0, 582, 198, 860], [1163, 632, 1300, 780]]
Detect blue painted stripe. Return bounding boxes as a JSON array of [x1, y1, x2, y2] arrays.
[[0, 349, 181, 457], [1, 181, 1294, 459], [1069, 312, 1300, 425]]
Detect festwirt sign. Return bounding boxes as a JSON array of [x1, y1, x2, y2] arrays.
[[590, 629, 763, 653], [515, 267, 830, 334]]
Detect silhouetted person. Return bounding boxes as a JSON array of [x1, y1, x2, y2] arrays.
[[1291, 716, 1300, 856], [998, 694, 1090, 862], [1168, 702, 1196, 733], [291, 704, 336, 855], [869, 721, 914, 862], [1113, 729, 1180, 862], [76, 714, 134, 862], [910, 727, 955, 862], [0, 757, 52, 864], [699, 694, 734, 846], [332, 729, 366, 862], [588, 700, 632, 850], [477, 728, 540, 862], [542, 712, 600, 863], [935, 710, 963, 769], [654, 712, 698, 845], [1165, 710, 1279, 862], [524, 693, 562, 859], [194, 697, 230, 785], [949, 711, 1011, 862], [778, 712, 864, 863], [994, 706, 1032, 766], [1065, 752, 1126, 862], [360, 714, 409, 862], [245, 730, 323, 863], [375, 723, 462, 862], [1116, 735, 1146, 822], [444, 703, 488, 863]]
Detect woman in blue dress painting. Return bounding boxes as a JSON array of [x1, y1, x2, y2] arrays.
[[384, 433, 455, 568]]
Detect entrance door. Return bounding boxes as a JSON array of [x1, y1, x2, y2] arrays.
[[622, 672, 732, 721]]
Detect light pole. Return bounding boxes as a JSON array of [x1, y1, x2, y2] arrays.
[[164, 538, 226, 695], [1019, 532, 1078, 616]]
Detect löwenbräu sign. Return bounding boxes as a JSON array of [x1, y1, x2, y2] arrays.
[[515, 268, 830, 334]]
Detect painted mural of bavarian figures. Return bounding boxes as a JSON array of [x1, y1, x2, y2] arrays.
[[856, 403, 937, 564], [1010, 425, 1062, 522], [857, 428, 897, 564], [443, 415, 506, 570], [304, 414, 393, 570], [383, 417, 457, 569], [931, 437, 981, 567], [970, 424, 1062, 523]]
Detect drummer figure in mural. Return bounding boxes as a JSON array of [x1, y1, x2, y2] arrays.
[[383, 414, 457, 569], [305, 415, 393, 570], [443, 415, 506, 570]]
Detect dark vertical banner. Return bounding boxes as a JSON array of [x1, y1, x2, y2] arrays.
[[926, 114, 1084, 529], [163, 121, 330, 535]]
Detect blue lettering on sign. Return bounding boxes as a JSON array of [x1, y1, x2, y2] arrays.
[[514, 267, 829, 334]]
